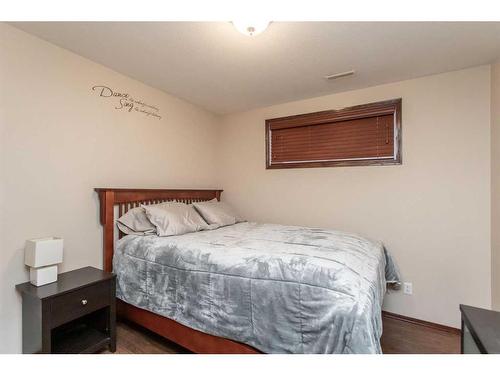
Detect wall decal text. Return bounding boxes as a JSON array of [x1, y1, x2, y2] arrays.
[[92, 85, 162, 120]]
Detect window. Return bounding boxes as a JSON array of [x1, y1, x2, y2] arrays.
[[265, 98, 402, 169]]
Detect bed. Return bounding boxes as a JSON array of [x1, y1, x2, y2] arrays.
[[95, 188, 399, 354]]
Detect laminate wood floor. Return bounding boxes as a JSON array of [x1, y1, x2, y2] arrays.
[[380, 316, 460, 354], [103, 315, 460, 354]]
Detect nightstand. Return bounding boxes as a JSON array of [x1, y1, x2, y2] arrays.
[[16, 266, 116, 354], [460, 304, 500, 354]]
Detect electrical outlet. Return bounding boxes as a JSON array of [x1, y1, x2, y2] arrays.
[[403, 282, 413, 295]]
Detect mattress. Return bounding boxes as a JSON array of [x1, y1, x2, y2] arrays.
[[113, 222, 400, 353]]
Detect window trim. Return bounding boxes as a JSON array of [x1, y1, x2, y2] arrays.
[[265, 98, 402, 169]]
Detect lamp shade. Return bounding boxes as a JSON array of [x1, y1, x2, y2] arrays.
[[25, 237, 63, 267]]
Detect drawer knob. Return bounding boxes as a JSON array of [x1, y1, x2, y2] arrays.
[[81, 299, 88, 305]]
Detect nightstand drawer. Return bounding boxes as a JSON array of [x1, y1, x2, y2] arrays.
[[50, 282, 111, 328]]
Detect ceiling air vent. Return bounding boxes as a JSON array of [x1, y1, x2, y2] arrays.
[[324, 70, 355, 80]]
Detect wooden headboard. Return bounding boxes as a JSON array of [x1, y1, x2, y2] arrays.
[[95, 188, 223, 272]]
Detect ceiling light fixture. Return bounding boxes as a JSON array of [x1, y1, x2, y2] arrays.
[[232, 20, 270, 37], [324, 70, 356, 80]]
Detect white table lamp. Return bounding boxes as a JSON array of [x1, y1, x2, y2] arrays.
[[25, 237, 63, 286]]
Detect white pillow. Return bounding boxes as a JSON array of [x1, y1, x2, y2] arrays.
[[192, 199, 243, 227], [116, 207, 156, 236], [143, 202, 209, 236]]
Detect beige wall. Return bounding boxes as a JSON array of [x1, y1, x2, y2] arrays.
[[0, 24, 220, 353], [217, 66, 492, 328], [492, 61, 500, 310]]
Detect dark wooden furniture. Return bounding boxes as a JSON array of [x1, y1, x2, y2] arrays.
[[16, 266, 116, 354], [460, 304, 500, 354], [265, 98, 402, 169], [95, 188, 260, 354]]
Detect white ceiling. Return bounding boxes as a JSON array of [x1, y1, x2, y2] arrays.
[[11, 22, 500, 114]]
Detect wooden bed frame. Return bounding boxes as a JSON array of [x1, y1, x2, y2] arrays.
[[95, 188, 260, 354]]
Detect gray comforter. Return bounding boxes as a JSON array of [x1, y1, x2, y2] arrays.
[[114, 222, 400, 353]]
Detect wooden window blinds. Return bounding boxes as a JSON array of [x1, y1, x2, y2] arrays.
[[265, 99, 402, 169]]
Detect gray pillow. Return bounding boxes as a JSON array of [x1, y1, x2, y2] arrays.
[[143, 202, 209, 236], [192, 199, 243, 227], [116, 207, 156, 236]]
